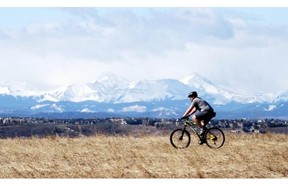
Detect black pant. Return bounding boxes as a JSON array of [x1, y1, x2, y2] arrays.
[[195, 110, 216, 125]]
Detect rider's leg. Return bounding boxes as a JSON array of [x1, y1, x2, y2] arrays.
[[192, 115, 206, 142], [193, 115, 206, 145], [196, 111, 215, 126], [192, 115, 203, 128], [193, 111, 210, 128], [194, 112, 210, 144]]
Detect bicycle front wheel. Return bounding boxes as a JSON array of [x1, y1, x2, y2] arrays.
[[170, 129, 191, 149], [204, 127, 225, 149]]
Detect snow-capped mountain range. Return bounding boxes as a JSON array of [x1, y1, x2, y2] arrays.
[[27, 73, 286, 103], [1, 72, 288, 119]]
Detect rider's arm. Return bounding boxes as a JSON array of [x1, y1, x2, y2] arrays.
[[188, 106, 197, 116], [183, 105, 197, 118]]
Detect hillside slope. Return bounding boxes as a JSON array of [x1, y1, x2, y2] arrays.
[[0, 133, 287, 178]]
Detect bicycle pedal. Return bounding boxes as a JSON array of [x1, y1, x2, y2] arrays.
[[198, 140, 205, 145]]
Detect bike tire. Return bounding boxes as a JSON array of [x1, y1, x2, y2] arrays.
[[204, 127, 225, 149], [170, 129, 191, 149]]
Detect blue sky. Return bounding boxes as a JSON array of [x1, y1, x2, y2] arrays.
[[1, 8, 288, 27], [0, 8, 69, 28], [0, 7, 288, 94]]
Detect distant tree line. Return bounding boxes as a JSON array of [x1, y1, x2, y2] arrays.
[[0, 117, 287, 138]]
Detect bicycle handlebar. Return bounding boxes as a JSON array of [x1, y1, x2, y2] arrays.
[[180, 114, 192, 120], [180, 116, 189, 120]]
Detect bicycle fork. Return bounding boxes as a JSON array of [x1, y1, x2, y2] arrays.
[[179, 125, 187, 140]]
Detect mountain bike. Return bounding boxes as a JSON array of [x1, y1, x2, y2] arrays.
[[170, 117, 225, 149]]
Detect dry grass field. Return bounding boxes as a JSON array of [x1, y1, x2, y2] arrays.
[[0, 133, 287, 178]]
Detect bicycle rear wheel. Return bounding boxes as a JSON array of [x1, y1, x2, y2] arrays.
[[204, 127, 225, 149], [170, 129, 191, 149]]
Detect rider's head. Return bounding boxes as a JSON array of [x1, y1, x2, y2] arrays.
[[188, 91, 198, 100]]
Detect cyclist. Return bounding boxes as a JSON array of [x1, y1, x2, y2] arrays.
[[182, 91, 216, 144]]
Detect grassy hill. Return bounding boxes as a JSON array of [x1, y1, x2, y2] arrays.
[[0, 133, 287, 178]]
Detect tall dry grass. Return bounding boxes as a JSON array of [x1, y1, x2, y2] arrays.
[[0, 133, 287, 178]]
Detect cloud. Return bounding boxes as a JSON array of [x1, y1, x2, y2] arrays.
[[0, 8, 288, 93], [0, 8, 238, 60]]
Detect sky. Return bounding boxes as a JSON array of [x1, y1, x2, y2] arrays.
[[0, 3, 288, 94]]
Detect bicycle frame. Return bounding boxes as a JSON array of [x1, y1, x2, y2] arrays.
[[181, 119, 202, 141]]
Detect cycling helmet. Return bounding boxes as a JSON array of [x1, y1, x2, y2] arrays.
[[188, 91, 198, 98]]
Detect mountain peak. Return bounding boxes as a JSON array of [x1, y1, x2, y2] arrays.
[[0, 86, 11, 95], [0, 82, 38, 96], [180, 73, 212, 86], [97, 72, 128, 82], [96, 72, 129, 91]]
